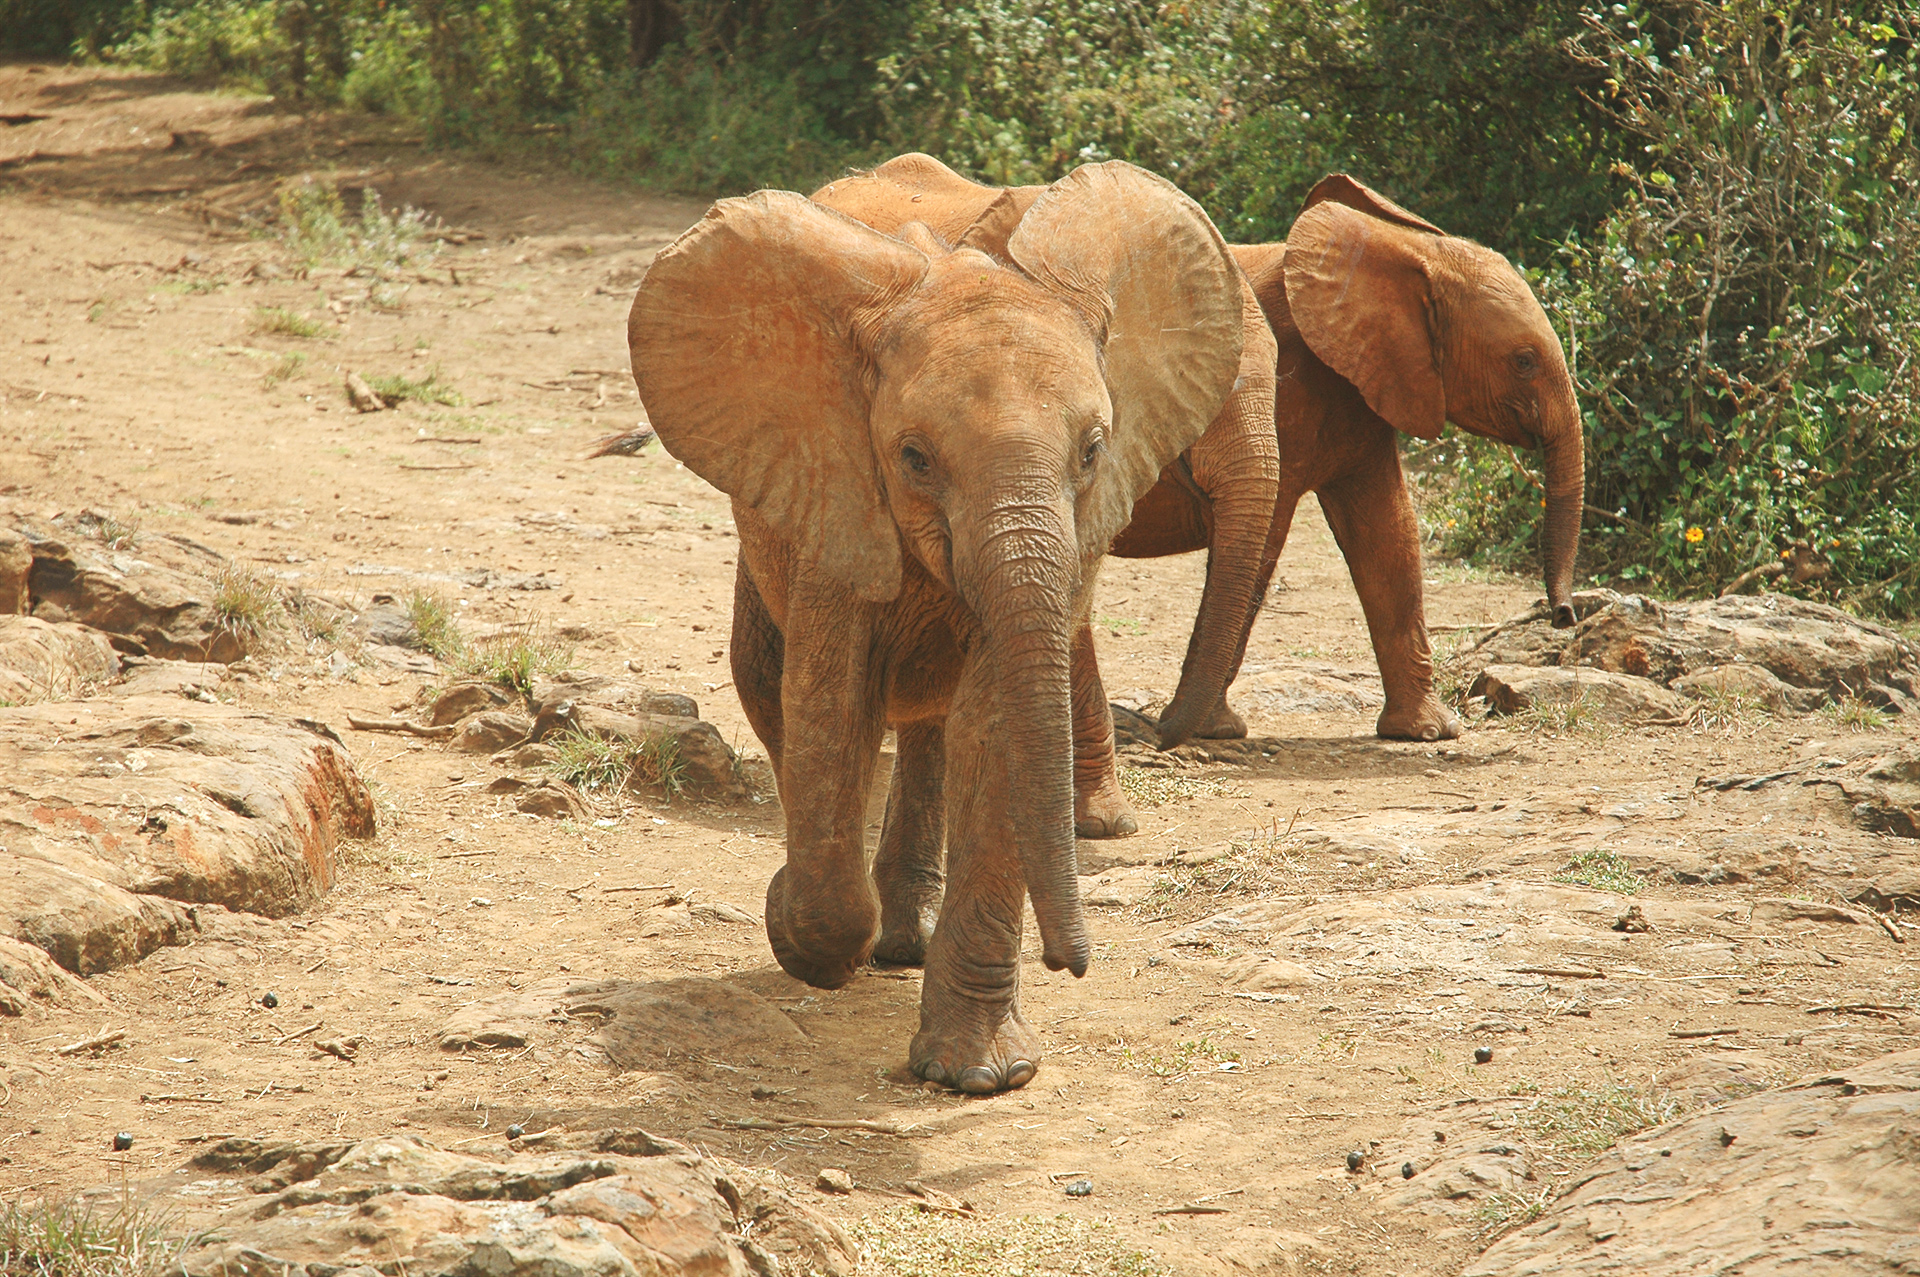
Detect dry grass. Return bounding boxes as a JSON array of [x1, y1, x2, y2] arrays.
[[0, 1197, 189, 1277], [208, 562, 280, 643], [450, 622, 574, 698], [1687, 688, 1772, 734], [403, 589, 465, 661], [851, 1208, 1164, 1277], [1515, 1079, 1682, 1155], [250, 306, 328, 339], [1821, 693, 1890, 732]]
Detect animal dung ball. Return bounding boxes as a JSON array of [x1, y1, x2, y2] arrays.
[[1473, 1046, 1494, 1064], [1345, 1150, 1364, 1173], [1063, 1178, 1094, 1197], [111, 1132, 133, 1151], [260, 991, 279, 1009], [1401, 1162, 1416, 1180], [505, 1124, 525, 1141]]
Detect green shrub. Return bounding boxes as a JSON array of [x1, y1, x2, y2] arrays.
[[1428, 2, 1920, 619]]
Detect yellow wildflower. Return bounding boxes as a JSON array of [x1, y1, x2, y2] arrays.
[[1685, 526, 1705, 543]]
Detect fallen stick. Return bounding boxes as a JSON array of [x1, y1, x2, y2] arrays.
[[274, 1021, 323, 1046], [346, 713, 454, 739], [53, 1028, 127, 1056], [1875, 913, 1905, 944], [716, 1116, 922, 1137], [601, 882, 675, 894], [1806, 1003, 1912, 1019], [141, 1093, 226, 1104], [1670, 1027, 1741, 1039], [1153, 1204, 1232, 1216], [1508, 966, 1606, 979]]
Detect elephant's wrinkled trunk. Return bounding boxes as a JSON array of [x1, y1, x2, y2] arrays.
[[1540, 394, 1585, 629], [959, 493, 1089, 978]]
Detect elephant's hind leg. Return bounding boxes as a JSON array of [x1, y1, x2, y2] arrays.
[[872, 721, 945, 966], [1071, 621, 1137, 839]]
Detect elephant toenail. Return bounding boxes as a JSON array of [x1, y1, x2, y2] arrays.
[[957, 1066, 1001, 1094], [1005, 1059, 1037, 1089], [1423, 725, 1439, 741]]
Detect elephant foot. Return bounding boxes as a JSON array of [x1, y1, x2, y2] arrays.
[[873, 886, 941, 967], [1193, 701, 1249, 740], [1377, 698, 1463, 742], [1075, 775, 1138, 839], [765, 866, 876, 990], [910, 1008, 1042, 1094]]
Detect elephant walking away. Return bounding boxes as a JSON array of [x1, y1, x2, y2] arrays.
[[627, 162, 1243, 1092]]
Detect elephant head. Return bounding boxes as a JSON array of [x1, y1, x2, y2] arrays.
[[629, 161, 1243, 975], [1286, 176, 1585, 628]]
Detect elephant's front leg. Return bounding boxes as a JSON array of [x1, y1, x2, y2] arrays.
[[1071, 621, 1137, 839], [1316, 447, 1462, 742], [911, 656, 1044, 1094], [764, 583, 888, 988], [871, 720, 945, 965]]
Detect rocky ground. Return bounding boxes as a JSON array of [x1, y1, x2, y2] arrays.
[[2, 62, 1917, 1276]]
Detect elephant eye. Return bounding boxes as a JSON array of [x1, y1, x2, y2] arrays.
[[1080, 433, 1105, 469], [900, 443, 931, 476], [1513, 348, 1540, 376]]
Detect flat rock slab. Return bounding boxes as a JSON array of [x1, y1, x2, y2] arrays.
[[1471, 664, 1693, 726], [0, 697, 374, 973], [1160, 879, 1872, 991], [441, 976, 806, 1068], [0, 614, 119, 703], [169, 1131, 855, 1277], [1467, 1047, 1920, 1276], [1459, 590, 1920, 713]]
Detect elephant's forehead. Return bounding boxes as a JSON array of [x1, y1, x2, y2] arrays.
[[886, 260, 1095, 365]]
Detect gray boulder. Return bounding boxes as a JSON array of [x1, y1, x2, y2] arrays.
[[1469, 664, 1693, 726], [1458, 590, 1919, 714]]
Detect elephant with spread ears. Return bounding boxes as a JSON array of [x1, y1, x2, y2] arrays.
[[1079, 175, 1585, 763], [626, 161, 1244, 1092], [810, 153, 1282, 837]]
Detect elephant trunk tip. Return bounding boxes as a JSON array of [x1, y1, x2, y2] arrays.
[[1043, 933, 1091, 978], [1550, 601, 1577, 629], [1152, 699, 1201, 750]]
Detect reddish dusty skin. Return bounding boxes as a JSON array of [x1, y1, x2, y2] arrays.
[[812, 154, 1283, 837], [629, 165, 1243, 1091], [1080, 176, 1585, 765]]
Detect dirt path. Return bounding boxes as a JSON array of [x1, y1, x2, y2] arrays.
[[2, 64, 1917, 1277]]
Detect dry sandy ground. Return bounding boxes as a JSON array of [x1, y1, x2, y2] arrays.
[[2, 62, 1917, 1276]]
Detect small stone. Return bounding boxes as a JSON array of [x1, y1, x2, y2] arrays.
[[1063, 1178, 1094, 1197], [260, 991, 279, 1009], [1170, 1107, 1186, 1119], [751, 1084, 781, 1100], [505, 1124, 525, 1141], [111, 1132, 133, 1151], [816, 1168, 854, 1194], [1474, 1046, 1494, 1064], [1401, 1162, 1416, 1180]]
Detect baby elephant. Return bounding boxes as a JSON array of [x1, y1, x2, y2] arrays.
[[627, 162, 1243, 1092]]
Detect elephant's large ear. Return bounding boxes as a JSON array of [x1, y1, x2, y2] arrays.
[[1008, 162, 1245, 554], [1300, 174, 1445, 235], [629, 191, 929, 601], [1285, 201, 1446, 439]]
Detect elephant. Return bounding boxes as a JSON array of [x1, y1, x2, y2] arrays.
[[810, 153, 1282, 836], [1078, 175, 1585, 757], [626, 161, 1244, 1092]]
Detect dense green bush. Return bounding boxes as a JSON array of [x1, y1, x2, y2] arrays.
[[8, 0, 1917, 617], [1428, 1, 1920, 618]]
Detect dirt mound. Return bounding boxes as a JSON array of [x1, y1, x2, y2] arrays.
[[1468, 1047, 1920, 1276]]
